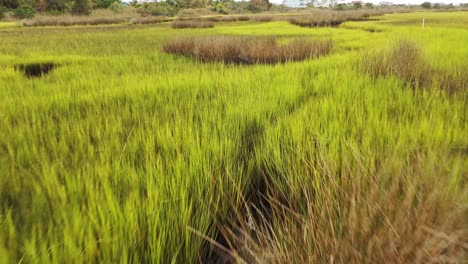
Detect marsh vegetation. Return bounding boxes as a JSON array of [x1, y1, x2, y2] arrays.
[[0, 10, 467, 264]]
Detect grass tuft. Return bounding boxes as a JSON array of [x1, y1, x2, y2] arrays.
[[360, 40, 467, 94], [130, 16, 167, 25], [289, 10, 384, 28], [250, 15, 274, 22], [163, 36, 333, 64], [171, 19, 215, 29], [21, 15, 129, 27]]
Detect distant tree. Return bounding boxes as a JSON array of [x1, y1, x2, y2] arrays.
[[92, 0, 119, 9], [0, 5, 5, 19], [44, 0, 70, 12], [249, 0, 270, 12], [108, 1, 124, 13], [420, 1, 431, 8], [14, 4, 35, 18], [20, 0, 42, 8], [334, 3, 347, 10], [353, 2, 362, 8], [72, 0, 91, 14], [364, 2, 373, 8], [172, 0, 206, 8], [1, 0, 20, 9], [138, 2, 177, 16], [213, 1, 227, 13], [220, 0, 251, 14], [433, 3, 440, 8]]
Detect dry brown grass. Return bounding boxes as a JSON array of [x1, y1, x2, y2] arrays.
[[215, 151, 467, 263], [250, 15, 274, 22], [20, 8, 139, 27], [130, 16, 167, 25], [170, 19, 215, 29], [219, 16, 238, 22], [21, 15, 129, 27], [200, 15, 253, 23], [237, 15, 250, 21], [163, 36, 333, 64], [360, 40, 467, 94], [289, 10, 385, 28], [203, 16, 222, 22]]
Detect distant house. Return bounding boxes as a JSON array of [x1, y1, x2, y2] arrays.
[[333, 0, 352, 6], [283, 0, 348, 8], [379, 1, 393, 6], [312, 0, 337, 7], [282, 0, 307, 8]]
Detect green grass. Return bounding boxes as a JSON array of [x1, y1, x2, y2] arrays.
[[0, 22, 20, 29], [0, 11, 467, 263]]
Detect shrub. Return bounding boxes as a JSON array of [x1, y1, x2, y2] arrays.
[[72, 0, 92, 15], [421, 2, 431, 9], [109, 2, 124, 14], [163, 36, 333, 64], [14, 5, 35, 19], [223, 1, 252, 14], [248, 0, 270, 13], [213, 2, 228, 14], [353, 2, 362, 9], [136, 2, 177, 17], [44, 0, 68, 12], [150, 3, 176, 16], [170, 19, 215, 29], [0, 5, 6, 20], [92, 0, 119, 9]]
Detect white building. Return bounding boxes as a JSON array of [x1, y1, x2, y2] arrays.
[[282, 0, 308, 8], [312, 0, 338, 7], [378, 1, 393, 6]]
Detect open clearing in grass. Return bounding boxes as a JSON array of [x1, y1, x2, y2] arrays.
[[0, 11, 467, 263]]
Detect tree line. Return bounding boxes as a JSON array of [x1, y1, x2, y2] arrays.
[[0, 0, 271, 18]]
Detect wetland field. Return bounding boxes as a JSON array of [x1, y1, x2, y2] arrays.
[[0, 10, 467, 263]]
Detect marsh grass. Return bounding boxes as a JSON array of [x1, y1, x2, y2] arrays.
[[163, 36, 333, 64], [289, 10, 385, 28], [130, 16, 167, 25], [250, 15, 274, 22], [237, 15, 250, 21], [21, 15, 129, 27], [360, 40, 467, 93], [171, 19, 215, 29], [0, 11, 466, 264], [220, 154, 467, 263]]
